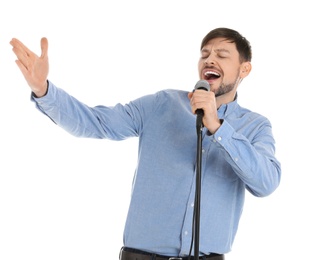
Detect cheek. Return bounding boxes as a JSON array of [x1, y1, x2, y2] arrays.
[[223, 65, 240, 78], [198, 60, 204, 74]]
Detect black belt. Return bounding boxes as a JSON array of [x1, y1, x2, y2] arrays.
[[120, 247, 225, 260]]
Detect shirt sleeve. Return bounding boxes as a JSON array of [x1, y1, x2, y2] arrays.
[[208, 118, 281, 197], [31, 80, 152, 140]]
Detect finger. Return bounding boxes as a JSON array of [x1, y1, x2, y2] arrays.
[[10, 38, 35, 69], [11, 46, 29, 70], [15, 59, 29, 79], [10, 38, 33, 57], [40, 37, 48, 58]]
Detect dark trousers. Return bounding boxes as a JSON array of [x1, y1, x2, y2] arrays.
[[119, 247, 225, 260]]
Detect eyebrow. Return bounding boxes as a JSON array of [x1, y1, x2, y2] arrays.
[[201, 48, 230, 55], [214, 48, 230, 54]]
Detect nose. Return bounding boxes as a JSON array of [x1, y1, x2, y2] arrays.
[[204, 55, 215, 65]]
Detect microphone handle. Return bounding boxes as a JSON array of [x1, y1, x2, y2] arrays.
[[196, 110, 204, 133]]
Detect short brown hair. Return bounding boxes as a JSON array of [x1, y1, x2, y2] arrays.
[[201, 28, 252, 63]]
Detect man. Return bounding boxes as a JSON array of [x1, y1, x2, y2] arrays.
[[10, 27, 281, 260]]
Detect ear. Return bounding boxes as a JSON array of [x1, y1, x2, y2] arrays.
[[239, 62, 252, 79]]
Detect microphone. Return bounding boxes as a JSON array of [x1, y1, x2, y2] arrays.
[[193, 80, 210, 117], [192, 79, 210, 260]]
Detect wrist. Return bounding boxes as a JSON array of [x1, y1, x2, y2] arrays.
[[208, 119, 223, 135], [33, 80, 48, 98]]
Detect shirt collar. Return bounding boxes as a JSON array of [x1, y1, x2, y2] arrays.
[[217, 93, 239, 119]]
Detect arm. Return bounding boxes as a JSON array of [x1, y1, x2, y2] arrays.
[[10, 37, 152, 140], [211, 118, 281, 197], [188, 89, 281, 196], [31, 81, 141, 140]]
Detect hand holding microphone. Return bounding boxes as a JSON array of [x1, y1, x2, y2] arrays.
[[193, 80, 210, 118], [188, 80, 221, 134]]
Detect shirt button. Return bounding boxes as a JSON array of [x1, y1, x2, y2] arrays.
[[191, 202, 194, 207], [217, 136, 222, 141], [184, 231, 188, 236], [202, 149, 205, 153], [235, 157, 238, 161]]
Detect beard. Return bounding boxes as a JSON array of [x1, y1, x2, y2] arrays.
[[214, 75, 240, 97]]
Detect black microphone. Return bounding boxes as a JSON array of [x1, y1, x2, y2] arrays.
[[193, 80, 210, 117], [193, 79, 210, 260]]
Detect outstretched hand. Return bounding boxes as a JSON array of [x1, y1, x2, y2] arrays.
[[10, 37, 49, 97]]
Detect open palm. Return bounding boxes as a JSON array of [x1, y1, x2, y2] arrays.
[[10, 37, 49, 97]]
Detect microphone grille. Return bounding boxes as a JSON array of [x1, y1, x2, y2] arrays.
[[194, 80, 210, 91]]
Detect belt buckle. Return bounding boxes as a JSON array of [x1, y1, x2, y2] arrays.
[[168, 258, 182, 260]]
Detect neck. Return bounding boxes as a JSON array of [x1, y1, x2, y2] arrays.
[[216, 91, 237, 108]]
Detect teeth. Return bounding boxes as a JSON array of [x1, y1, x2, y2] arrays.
[[204, 71, 220, 76]]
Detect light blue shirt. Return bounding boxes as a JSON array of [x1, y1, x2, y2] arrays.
[[32, 81, 281, 256]]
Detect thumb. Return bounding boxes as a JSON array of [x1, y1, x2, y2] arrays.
[[40, 37, 48, 58]]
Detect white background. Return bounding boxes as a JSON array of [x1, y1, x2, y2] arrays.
[[1, 1, 318, 259]]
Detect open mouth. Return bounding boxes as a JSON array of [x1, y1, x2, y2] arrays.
[[204, 71, 221, 81]]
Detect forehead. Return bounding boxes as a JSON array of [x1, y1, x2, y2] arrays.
[[201, 37, 237, 53]]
